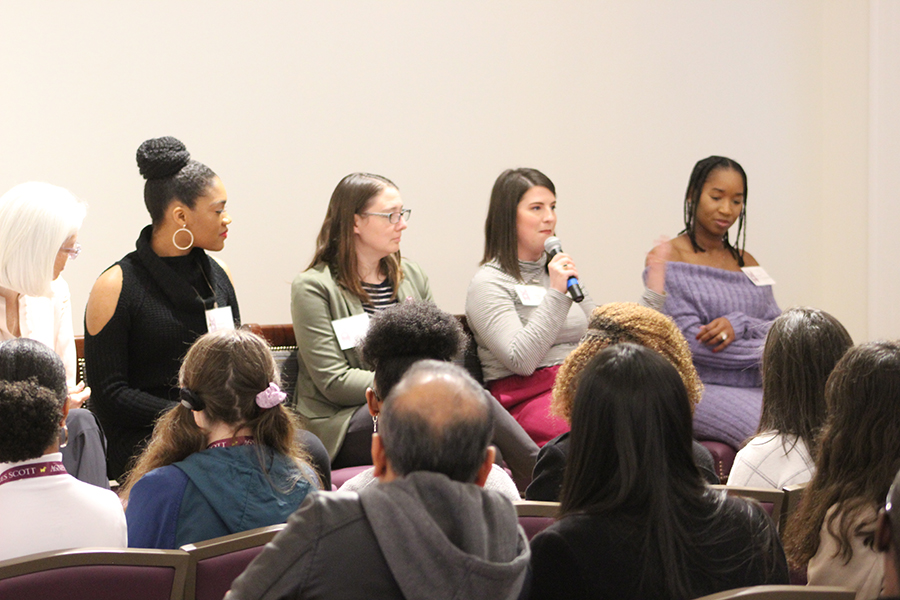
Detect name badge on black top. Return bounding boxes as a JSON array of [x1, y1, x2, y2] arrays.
[[206, 305, 235, 332]]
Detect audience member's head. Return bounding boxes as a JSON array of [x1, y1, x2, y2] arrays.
[[121, 329, 312, 498], [374, 360, 494, 485], [560, 343, 700, 514], [876, 467, 900, 598], [758, 307, 852, 456], [784, 340, 900, 569], [357, 300, 465, 411], [552, 302, 702, 422], [0, 181, 86, 297], [0, 338, 68, 403], [136, 136, 219, 226], [559, 343, 759, 598], [0, 339, 69, 462]]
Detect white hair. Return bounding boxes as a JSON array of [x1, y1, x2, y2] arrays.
[[0, 182, 86, 297]]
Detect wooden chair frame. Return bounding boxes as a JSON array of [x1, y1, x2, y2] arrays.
[[781, 482, 808, 532], [694, 584, 855, 599], [513, 500, 560, 518]]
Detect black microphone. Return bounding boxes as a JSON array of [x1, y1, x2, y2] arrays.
[[544, 236, 585, 303]]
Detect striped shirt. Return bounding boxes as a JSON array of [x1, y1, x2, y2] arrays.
[[361, 280, 397, 315]]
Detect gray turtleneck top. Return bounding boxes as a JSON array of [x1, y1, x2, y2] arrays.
[[465, 256, 596, 383]]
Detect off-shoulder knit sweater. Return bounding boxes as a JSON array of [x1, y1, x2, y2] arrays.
[[85, 226, 240, 480], [662, 262, 780, 388]]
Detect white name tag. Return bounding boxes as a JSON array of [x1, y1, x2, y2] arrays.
[[205, 305, 235, 332], [742, 266, 776, 287], [515, 285, 547, 306], [331, 313, 370, 350]]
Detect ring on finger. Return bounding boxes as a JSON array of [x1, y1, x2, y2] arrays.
[[720, 332, 728, 342]]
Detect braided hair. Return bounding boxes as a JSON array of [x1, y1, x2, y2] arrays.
[[679, 156, 748, 266]]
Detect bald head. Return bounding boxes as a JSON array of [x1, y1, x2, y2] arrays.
[[379, 360, 493, 483]]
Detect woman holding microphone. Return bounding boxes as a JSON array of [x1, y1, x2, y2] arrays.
[[466, 168, 595, 446]]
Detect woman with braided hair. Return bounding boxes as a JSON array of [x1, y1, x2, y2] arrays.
[[525, 302, 718, 501], [645, 156, 780, 450], [85, 136, 240, 481]]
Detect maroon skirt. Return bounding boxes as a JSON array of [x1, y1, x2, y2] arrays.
[[488, 365, 570, 447]]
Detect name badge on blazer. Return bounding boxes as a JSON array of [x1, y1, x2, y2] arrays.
[[331, 313, 370, 350], [515, 285, 547, 306], [205, 306, 235, 332], [741, 266, 776, 287]]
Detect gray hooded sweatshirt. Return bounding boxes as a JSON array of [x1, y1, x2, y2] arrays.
[[226, 471, 530, 600]]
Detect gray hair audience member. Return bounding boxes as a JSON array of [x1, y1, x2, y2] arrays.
[[226, 360, 530, 600]]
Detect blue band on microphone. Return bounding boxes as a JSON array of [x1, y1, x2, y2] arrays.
[[567, 276, 580, 287]]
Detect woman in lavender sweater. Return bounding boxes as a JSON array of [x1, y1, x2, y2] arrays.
[[646, 156, 780, 450]]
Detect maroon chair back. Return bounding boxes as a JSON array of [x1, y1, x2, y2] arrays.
[[514, 501, 559, 540], [698, 440, 737, 481], [181, 524, 286, 600], [518, 516, 555, 540], [711, 485, 785, 532], [0, 548, 189, 600]]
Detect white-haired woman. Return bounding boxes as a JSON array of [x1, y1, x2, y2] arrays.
[[0, 182, 107, 488]]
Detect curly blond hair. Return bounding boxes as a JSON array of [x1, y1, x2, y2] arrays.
[[551, 302, 702, 422]]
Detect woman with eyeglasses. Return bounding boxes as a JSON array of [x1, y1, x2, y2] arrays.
[[0, 181, 108, 488], [465, 168, 595, 446], [291, 173, 432, 468]]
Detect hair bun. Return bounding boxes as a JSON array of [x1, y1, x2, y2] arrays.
[[136, 136, 191, 180]]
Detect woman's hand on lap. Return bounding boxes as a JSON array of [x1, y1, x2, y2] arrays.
[[697, 317, 735, 352]]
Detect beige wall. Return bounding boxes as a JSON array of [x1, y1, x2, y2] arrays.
[[0, 1, 874, 342]]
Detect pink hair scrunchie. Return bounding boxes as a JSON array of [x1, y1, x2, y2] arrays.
[[256, 382, 286, 409]]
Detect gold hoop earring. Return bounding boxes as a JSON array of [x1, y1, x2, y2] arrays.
[[173, 225, 194, 251]]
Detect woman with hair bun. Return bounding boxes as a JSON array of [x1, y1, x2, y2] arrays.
[[122, 329, 316, 549], [85, 136, 240, 481]]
